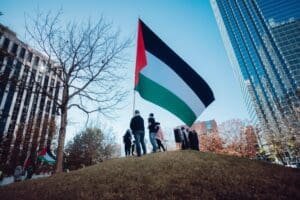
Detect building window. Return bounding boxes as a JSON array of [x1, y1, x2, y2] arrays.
[[0, 54, 4, 71], [11, 43, 18, 55], [47, 63, 52, 73], [34, 56, 40, 66], [2, 38, 10, 51], [46, 100, 51, 113], [27, 52, 33, 63], [58, 70, 63, 79], [19, 47, 26, 59]]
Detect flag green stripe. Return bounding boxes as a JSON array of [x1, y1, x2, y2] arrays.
[[135, 73, 196, 126]]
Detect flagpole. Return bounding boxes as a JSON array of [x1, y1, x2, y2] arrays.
[[132, 16, 139, 115], [132, 89, 136, 115]]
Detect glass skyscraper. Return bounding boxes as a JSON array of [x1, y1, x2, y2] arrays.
[[211, 0, 300, 163]]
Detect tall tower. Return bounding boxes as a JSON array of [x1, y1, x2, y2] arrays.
[[211, 0, 300, 162], [0, 24, 62, 173]]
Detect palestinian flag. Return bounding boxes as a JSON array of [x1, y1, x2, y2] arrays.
[[37, 147, 56, 165], [135, 19, 215, 126]]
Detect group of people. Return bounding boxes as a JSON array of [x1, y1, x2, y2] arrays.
[[174, 126, 200, 151], [123, 110, 166, 157]]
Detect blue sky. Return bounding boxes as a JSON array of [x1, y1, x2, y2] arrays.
[[0, 0, 249, 144]]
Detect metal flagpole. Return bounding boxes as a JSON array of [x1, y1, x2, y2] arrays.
[[132, 89, 136, 115], [132, 16, 139, 115]]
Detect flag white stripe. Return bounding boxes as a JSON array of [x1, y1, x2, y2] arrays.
[[140, 51, 206, 116], [44, 153, 55, 162]]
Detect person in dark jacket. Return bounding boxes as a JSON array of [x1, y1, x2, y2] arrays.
[[148, 113, 158, 153], [174, 128, 182, 149], [181, 127, 190, 150], [123, 129, 132, 157], [189, 129, 200, 151], [130, 110, 146, 156]]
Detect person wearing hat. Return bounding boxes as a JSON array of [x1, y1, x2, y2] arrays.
[[130, 110, 146, 156]]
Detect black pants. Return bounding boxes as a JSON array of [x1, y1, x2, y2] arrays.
[[156, 139, 166, 151], [125, 142, 131, 156]]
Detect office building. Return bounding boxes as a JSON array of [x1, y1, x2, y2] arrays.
[[211, 0, 300, 161], [0, 24, 62, 173], [192, 119, 218, 135]]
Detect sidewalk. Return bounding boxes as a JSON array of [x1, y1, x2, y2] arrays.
[[0, 173, 51, 186]]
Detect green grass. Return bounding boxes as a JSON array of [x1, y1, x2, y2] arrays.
[[0, 151, 299, 200]]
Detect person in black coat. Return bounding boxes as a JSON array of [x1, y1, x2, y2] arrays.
[[174, 128, 183, 150], [130, 110, 146, 156], [174, 128, 182, 143], [181, 127, 190, 150], [123, 129, 132, 156], [189, 129, 200, 151]]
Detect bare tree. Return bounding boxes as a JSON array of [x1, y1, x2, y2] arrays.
[[218, 119, 259, 158], [25, 10, 131, 173], [218, 119, 248, 146]]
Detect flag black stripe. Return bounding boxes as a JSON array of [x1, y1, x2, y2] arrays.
[[139, 19, 215, 107]]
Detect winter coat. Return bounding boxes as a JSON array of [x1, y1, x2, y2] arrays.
[[155, 126, 164, 141], [130, 115, 145, 132], [148, 117, 157, 133], [181, 129, 190, 149], [123, 130, 132, 144], [174, 128, 182, 143]]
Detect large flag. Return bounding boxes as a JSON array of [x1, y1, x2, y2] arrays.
[[37, 147, 56, 165], [134, 19, 215, 126]]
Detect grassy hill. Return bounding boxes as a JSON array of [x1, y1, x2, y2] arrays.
[[0, 151, 299, 200]]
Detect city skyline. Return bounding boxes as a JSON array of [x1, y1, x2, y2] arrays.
[[0, 0, 250, 144]]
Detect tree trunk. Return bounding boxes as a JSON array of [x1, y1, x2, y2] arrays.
[[55, 88, 68, 173]]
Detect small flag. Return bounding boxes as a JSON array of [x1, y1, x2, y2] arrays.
[[134, 19, 215, 126], [37, 147, 56, 165]]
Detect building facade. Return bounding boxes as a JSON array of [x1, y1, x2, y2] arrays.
[[211, 0, 300, 162], [192, 119, 218, 135], [0, 24, 62, 173], [192, 120, 222, 152]]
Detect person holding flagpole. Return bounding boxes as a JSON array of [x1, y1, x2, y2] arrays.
[[130, 110, 147, 157]]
